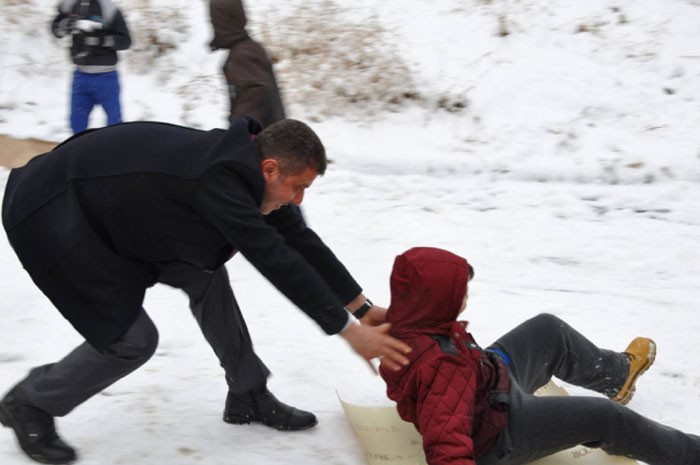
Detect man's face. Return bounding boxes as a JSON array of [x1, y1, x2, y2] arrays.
[[260, 159, 318, 215]]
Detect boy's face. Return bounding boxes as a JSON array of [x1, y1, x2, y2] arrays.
[[459, 265, 474, 315], [459, 288, 468, 313]]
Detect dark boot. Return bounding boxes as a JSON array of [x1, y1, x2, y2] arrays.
[[223, 386, 317, 431], [0, 390, 77, 464]]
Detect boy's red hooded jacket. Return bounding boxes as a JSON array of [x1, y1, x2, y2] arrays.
[[379, 247, 510, 465]]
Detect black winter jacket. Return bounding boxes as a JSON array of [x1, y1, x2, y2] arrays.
[[51, 0, 131, 70]]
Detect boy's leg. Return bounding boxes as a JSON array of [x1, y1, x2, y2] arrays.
[[95, 70, 123, 126], [481, 386, 700, 465], [488, 313, 628, 396], [69, 70, 93, 134]]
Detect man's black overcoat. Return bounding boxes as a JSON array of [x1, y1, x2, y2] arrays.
[[2, 116, 360, 350]]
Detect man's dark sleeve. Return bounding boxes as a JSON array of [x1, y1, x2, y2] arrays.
[[265, 206, 362, 305], [193, 166, 350, 334]]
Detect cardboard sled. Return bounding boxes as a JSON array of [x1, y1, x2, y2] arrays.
[[339, 380, 638, 465]]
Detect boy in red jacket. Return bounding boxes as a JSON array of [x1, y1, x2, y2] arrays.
[[379, 247, 700, 465]]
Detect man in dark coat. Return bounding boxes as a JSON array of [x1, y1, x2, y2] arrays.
[[0, 116, 411, 464], [209, 0, 286, 127]]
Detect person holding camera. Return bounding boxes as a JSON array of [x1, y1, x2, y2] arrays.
[[51, 0, 132, 134]]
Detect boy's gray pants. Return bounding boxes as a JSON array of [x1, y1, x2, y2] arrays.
[[9, 262, 270, 417], [479, 313, 700, 465]]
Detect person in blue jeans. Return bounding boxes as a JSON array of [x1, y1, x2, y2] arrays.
[[51, 0, 132, 134]]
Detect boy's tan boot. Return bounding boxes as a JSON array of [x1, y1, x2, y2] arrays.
[[610, 337, 656, 405]]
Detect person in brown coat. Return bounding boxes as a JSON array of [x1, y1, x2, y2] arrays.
[[209, 0, 286, 127]]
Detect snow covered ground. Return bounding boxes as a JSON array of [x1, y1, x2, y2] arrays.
[[1, 0, 699, 464]]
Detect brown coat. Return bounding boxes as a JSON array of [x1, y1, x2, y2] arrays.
[[209, 0, 285, 127], [209, 0, 249, 49]]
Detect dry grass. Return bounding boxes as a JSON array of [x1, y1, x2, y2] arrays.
[[0, 0, 459, 121], [255, 0, 423, 120]]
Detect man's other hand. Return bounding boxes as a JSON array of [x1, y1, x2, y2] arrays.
[[340, 323, 411, 373]]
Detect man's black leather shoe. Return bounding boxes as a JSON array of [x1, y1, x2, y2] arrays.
[[223, 386, 317, 431], [0, 390, 77, 464]]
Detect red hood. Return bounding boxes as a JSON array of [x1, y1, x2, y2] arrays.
[[387, 247, 471, 337]]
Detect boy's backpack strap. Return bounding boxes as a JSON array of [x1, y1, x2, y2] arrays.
[[430, 334, 459, 356]]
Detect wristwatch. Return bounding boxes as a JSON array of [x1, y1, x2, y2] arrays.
[[350, 299, 373, 319]]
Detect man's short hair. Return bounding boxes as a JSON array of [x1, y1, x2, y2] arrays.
[[255, 119, 327, 176]]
